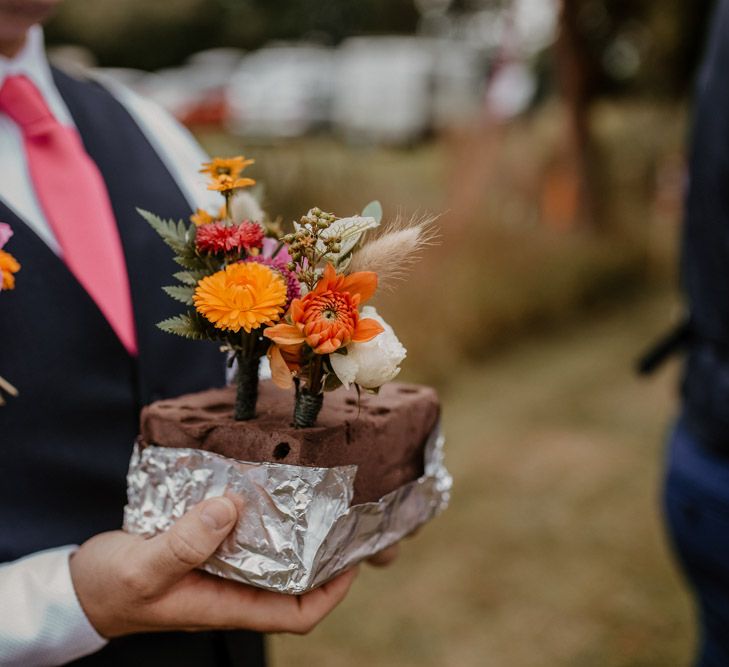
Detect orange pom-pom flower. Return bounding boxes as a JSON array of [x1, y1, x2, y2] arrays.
[[193, 262, 287, 333]]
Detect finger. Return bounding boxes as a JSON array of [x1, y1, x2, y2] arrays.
[[366, 544, 399, 567], [136, 497, 238, 596], [167, 566, 360, 633], [285, 567, 360, 633]]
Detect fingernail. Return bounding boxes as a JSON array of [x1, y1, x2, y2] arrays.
[[200, 497, 236, 530]]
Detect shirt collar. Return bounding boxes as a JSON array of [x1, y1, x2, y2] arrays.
[[0, 25, 75, 126]]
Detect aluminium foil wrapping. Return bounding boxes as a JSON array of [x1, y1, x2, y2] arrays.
[[123, 424, 450, 594]]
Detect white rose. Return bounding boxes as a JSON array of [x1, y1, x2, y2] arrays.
[[330, 306, 407, 390]]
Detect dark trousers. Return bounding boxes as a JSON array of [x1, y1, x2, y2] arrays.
[[664, 416, 729, 667], [70, 630, 265, 666]]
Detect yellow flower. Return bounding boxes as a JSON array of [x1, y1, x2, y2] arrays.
[[193, 262, 287, 333], [190, 208, 216, 227], [207, 173, 256, 192], [0, 250, 20, 291], [201, 156, 256, 192], [200, 156, 254, 180]]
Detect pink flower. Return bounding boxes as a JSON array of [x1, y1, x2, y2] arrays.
[[253, 237, 299, 307], [246, 255, 300, 308], [0, 223, 13, 250], [262, 237, 292, 265]]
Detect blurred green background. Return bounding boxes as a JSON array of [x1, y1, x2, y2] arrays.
[[46, 0, 718, 663]]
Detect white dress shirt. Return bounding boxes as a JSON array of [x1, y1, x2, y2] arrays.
[[0, 26, 257, 666]]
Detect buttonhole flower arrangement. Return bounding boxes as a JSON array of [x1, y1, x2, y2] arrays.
[[0, 222, 20, 405], [145, 156, 435, 428], [264, 205, 436, 427], [141, 156, 289, 420]]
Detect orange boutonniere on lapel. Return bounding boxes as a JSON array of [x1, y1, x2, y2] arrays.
[[0, 222, 20, 291], [0, 222, 20, 404]]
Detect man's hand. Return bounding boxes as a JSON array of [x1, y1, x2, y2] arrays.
[[69, 497, 357, 638], [366, 545, 400, 567]]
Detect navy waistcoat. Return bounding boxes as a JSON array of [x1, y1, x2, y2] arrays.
[[0, 67, 264, 665]]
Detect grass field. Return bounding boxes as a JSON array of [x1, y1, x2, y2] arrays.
[[270, 290, 695, 666]]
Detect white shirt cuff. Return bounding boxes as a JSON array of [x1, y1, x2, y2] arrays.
[[0, 545, 108, 666]]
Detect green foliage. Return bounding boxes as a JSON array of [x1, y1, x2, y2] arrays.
[[172, 253, 203, 271], [361, 200, 383, 224], [173, 270, 208, 285], [140, 208, 221, 341], [157, 312, 216, 341], [137, 209, 191, 254], [322, 368, 343, 392], [45, 0, 420, 71], [162, 285, 195, 305]]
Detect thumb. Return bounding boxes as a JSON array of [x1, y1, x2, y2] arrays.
[[137, 496, 238, 595]]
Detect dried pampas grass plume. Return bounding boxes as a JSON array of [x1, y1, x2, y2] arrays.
[[347, 213, 438, 291]]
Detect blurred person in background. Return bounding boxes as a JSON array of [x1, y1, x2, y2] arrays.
[[660, 0, 729, 664], [0, 0, 370, 664]]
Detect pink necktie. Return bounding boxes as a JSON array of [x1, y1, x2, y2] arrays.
[[0, 75, 138, 355]]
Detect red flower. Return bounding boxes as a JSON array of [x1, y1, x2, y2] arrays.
[[196, 221, 264, 255]]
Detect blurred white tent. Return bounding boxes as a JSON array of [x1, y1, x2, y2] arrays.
[[225, 44, 335, 138], [333, 37, 432, 144], [333, 36, 486, 144], [431, 38, 486, 129]]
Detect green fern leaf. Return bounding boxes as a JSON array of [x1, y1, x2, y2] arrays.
[[162, 285, 195, 305], [172, 254, 204, 270], [173, 271, 201, 286], [137, 208, 189, 253], [156, 314, 206, 340]]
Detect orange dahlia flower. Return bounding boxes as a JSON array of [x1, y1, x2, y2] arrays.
[[0, 250, 20, 291], [193, 262, 287, 333], [265, 263, 384, 356], [267, 342, 303, 389]]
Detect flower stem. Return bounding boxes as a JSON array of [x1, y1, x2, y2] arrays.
[[234, 351, 259, 421], [293, 386, 324, 428], [271, 240, 285, 258], [293, 356, 325, 428], [224, 191, 233, 224]]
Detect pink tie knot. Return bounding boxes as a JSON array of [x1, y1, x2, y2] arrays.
[[0, 74, 57, 138]]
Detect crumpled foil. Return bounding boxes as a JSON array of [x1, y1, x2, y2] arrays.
[[123, 424, 451, 594]]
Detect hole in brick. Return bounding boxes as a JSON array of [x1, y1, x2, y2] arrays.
[[158, 404, 173, 410], [181, 416, 208, 424], [205, 403, 233, 414], [369, 407, 390, 416], [398, 387, 418, 394], [273, 442, 290, 459], [345, 398, 358, 406]]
